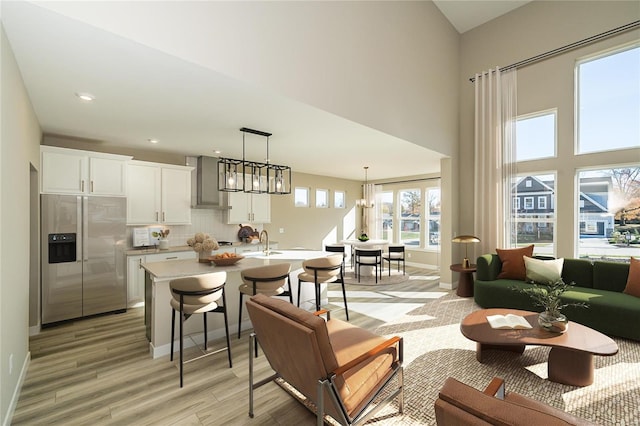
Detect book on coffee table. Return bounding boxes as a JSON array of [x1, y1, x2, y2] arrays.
[[486, 314, 532, 329]]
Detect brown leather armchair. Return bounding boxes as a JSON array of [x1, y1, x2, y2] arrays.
[[435, 377, 596, 425], [246, 293, 404, 426]]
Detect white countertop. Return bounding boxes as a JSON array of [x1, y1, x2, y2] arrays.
[[141, 249, 327, 279], [125, 241, 277, 256]]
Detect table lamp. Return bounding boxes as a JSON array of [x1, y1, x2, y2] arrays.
[[452, 235, 481, 268]]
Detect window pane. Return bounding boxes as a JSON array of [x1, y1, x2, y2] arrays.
[[427, 188, 441, 247], [516, 112, 556, 161], [377, 191, 394, 241], [294, 187, 308, 207], [334, 191, 345, 208], [577, 45, 640, 154], [315, 189, 328, 208], [577, 168, 639, 261], [511, 174, 556, 256], [400, 189, 421, 246]]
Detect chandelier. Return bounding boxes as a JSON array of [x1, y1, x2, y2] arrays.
[[356, 166, 374, 208], [218, 127, 291, 195]]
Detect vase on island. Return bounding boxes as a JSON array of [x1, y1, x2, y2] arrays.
[[538, 309, 569, 333], [198, 250, 212, 263]]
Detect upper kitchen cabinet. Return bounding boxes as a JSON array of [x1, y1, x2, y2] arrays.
[[40, 146, 131, 196], [126, 160, 193, 225], [227, 191, 271, 224]]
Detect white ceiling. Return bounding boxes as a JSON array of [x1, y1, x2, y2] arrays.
[[2, 1, 530, 181], [433, 0, 533, 34]]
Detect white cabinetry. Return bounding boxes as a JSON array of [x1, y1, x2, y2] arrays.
[[127, 251, 196, 307], [41, 146, 130, 195], [227, 192, 270, 224], [126, 161, 192, 225]]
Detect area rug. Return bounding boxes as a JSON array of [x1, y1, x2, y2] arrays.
[[368, 291, 640, 425]]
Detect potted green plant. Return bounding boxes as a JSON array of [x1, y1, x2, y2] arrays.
[[357, 232, 369, 242], [152, 229, 170, 250], [513, 279, 588, 333]]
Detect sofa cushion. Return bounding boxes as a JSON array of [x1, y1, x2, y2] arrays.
[[623, 257, 640, 298], [524, 256, 564, 285], [496, 245, 534, 280], [561, 259, 594, 289], [560, 287, 640, 340], [593, 261, 630, 292]]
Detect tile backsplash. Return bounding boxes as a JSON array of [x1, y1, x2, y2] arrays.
[[126, 209, 261, 248]]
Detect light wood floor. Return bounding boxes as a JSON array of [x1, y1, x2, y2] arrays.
[[13, 266, 443, 425]]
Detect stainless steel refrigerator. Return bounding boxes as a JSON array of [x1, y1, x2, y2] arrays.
[[41, 194, 127, 325]]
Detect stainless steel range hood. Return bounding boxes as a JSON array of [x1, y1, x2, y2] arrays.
[[187, 156, 230, 209]]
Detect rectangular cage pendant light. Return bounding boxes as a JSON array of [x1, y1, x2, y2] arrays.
[[243, 160, 269, 194], [217, 127, 290, 195], [218, 158, 244, 192], [268, 164, 291, 195]]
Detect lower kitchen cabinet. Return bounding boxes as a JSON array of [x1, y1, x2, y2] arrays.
[[126, 251, 196, 307]]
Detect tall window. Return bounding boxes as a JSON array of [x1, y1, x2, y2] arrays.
[[576, 167, 639, 261], [516, 110, 557, 161], [511, 174, 556, 256], [374, 184, 440, 249], [577, 44, 640, 154], [377, 191, 394, 241], [399, 189, 421, 246], [426, 188, 441, 247]]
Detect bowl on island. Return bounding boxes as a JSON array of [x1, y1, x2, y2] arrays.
[[209, 254, 244, 266]]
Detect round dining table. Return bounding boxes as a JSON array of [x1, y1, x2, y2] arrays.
[[341, 239, 389, 276]]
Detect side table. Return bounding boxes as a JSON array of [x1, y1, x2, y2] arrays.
[[450, 263, 477, 297]]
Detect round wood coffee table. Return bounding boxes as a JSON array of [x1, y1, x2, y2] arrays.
[[460, 308, 618, 386]]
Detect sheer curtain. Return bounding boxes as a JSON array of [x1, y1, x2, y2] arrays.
[[473, 67, 517, 254], [362, 183, 377, 237]]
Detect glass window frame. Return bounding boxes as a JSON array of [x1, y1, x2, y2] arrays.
[[333, 190, 345, 209], [315, 188, 329, 208], [294, 187, 309, 208], [575, 42, 640, 155], [515, 109, 558, 162]]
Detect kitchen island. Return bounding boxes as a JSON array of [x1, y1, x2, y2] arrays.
[[141, 250, 329, 358]]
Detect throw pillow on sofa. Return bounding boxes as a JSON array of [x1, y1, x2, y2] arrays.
[[496, 245, 534, 281], [623, 257, 640, 298], [524, 256, 564, 285]]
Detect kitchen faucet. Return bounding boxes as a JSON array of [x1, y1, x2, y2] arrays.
[[260, 229, 270, 255]]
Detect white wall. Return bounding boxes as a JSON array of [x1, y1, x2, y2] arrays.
[[458, 1, 640, 259], [32, 1, 460, 158], [0, 25, 42, 425]]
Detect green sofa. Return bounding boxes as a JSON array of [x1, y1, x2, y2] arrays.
[[474, 255, 639, 341]]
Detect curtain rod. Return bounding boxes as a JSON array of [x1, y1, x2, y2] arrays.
[[374, 176, 441, 186], [469, 20, 639, 82]]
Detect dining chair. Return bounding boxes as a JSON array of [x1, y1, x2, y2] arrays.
[[382, 245, 406, 276], [354, 248, 383, 283], [169, 272, 232, 388], [237, 262, 292, 339], [297, 254, 349, 320], [324, 244, 346, 271]]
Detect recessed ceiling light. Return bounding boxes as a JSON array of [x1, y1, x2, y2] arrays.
[[213, 150, 221, 154], [148, 139, 159, 144], [75, 92, 95, 102]]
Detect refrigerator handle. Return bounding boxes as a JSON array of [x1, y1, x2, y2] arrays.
[[83, 196, 89, 261], [76, 196, 82, 262]]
